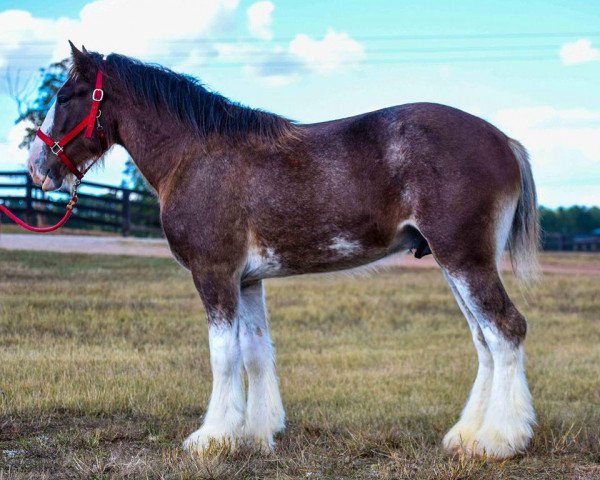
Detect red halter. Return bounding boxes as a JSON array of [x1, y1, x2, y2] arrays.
[[0, 65, 108, 233], [36, 66, 107, 180]]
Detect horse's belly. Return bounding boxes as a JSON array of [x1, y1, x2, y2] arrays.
[[241, 230, 409, 282]]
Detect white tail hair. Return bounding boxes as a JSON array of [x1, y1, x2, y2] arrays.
[[507, 138, 540, 282]]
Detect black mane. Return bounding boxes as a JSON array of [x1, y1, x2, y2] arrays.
[[97, 53, 297, 143]]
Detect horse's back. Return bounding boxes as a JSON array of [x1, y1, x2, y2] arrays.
[[300, 102, 521, 213]]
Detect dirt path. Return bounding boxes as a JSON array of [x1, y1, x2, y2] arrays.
[[0, 233, 598, 275], [390, 255, 600, 276], [0, 233, 171, 257]]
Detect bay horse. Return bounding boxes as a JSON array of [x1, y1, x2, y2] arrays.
[[28, 43, 539, 460]]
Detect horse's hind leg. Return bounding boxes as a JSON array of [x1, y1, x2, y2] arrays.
[[441, 270, 494, 453], [238, 281, 285, 450], [441, 264, 535, 459]]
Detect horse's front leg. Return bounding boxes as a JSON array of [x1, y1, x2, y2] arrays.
[[183, 268, 246, 453], [239, 281, 285, 450]]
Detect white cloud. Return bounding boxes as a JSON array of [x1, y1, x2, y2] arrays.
[[247, 1, 274, 41], [289, 28, 365, 75], [494, 106, 600, 131], [492, 106, 600, 206], [214, 28, 366, 85], [559, 38, 600, 66], [0, 4, 364, 89], [0, 121, 30, 171], [0, 1, 240, 74]]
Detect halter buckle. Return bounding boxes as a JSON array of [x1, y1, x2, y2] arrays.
[[50, 142, 63, 155], [92, 89, 104, 102]]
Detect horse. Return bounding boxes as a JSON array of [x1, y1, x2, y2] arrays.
[[27, 42, 539, 460]]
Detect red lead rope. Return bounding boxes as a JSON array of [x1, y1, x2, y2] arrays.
[[0, 193, 77, 233], [0, 65, 105, 234]]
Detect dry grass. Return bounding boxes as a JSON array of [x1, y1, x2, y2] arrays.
[[0, 250, 598, 479]]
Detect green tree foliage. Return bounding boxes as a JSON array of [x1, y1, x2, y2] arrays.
[[540, 206, 600, 235], [122, 157, 153, 193], [18, 59, 69, 149]]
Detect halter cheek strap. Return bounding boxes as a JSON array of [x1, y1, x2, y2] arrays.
[[36, 65, 107, 180]]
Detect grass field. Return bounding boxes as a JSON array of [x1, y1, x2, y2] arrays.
[[0, 250, 598, 479]]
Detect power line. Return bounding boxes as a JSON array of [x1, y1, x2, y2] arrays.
[[1, 56, 560, 71], [0, 44, 564, 57], [2, 31, 588, 71], [0, 31, 598, 47]]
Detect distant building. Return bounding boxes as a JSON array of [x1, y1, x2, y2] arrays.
[[573, 228, 600, 252]]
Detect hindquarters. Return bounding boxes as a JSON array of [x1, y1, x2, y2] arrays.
[[388, 104, 538, 283]]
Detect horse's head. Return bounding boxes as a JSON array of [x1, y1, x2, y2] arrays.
[[28, 42, 111, 191]]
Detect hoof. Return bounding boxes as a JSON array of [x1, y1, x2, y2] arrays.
[[442, 422, 480, 455], [465, 425, 532, 460], [443, 420, 533, 460], [183, 427, 239, 456], [243, 430, 275, 454]]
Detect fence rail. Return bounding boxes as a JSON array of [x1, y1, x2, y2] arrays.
[[0, 171, 162, 237], [1, 171, 598, 249]]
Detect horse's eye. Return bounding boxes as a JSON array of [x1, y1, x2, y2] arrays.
[[57, 95, 70, 105]]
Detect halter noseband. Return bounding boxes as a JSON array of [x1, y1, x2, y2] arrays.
[[36, 64, 108, 181]]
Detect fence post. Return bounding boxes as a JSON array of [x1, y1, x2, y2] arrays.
[[25, 174, 36, 226], [122, 189, 131, 237]]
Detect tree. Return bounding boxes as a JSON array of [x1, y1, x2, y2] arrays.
[[540, 205, 600, 235], [14, 59, 70, 149], [122, 157, 153, 192]]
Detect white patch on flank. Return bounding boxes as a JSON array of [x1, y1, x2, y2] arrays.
[[442, 272, 494, 452], [238, 282, 285, 450], [448, 276, 535, 459], [329, 236, 361, 257], [183, 320, 246, 452], [396, 219, 416, 231]]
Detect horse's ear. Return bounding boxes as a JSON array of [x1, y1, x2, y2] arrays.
[[69, 40, 94, 81]]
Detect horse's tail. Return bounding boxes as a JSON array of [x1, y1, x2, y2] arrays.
[[507, 138, 540, 283]]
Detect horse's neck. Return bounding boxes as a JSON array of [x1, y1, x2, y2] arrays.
[[115, 107, 196, 194]]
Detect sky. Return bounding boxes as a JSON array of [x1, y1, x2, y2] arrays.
[[0, 0, 599, 207]]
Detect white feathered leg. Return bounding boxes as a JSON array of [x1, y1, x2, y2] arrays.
[[442, 272, 494, 453], [183, 319, 246, 452], [451, 275, 535, 459], [238, 281, 285, 450], [471, 328, 535, 458]]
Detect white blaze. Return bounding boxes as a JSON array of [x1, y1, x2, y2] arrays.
[[28, 101, 56, 178]]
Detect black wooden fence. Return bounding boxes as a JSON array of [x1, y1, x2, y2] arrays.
[[0, 171, 161, 236]]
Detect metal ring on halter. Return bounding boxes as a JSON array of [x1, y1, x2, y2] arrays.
[[92, 89, 104, 101], [50, 142, 63, 155]]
